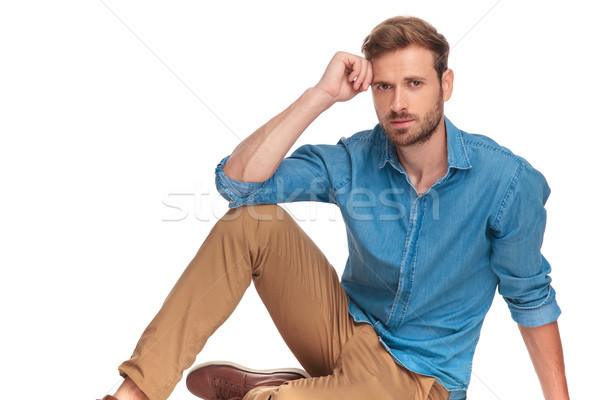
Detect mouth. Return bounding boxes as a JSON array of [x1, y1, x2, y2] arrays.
[[389, 119, 415, 128]]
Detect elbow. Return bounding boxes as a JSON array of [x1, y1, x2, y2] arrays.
[[223, 158, 273, 183]]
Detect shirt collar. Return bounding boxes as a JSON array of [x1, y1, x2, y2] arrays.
[[378, 116, 472, 171]]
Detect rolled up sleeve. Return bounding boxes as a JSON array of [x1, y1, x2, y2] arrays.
[[490, 162, 561, 327], [215, 155, 265, 206], [215, 143, 350, 208]]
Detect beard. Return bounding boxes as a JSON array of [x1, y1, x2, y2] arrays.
[[379, 92, 444, 148]]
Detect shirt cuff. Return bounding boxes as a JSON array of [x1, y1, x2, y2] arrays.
[[214, 155, 265, 208], [505, 287, 562, 327]]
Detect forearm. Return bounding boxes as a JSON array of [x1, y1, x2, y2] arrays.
[[519, 321, 569, 400], [223, 87, 334, 182], [223, 52, 372, 183]]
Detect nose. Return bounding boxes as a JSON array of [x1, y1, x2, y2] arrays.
[[390, 88, 408, 113]]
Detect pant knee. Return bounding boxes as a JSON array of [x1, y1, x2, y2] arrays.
[[218, 205, 292, 234], [235, 204, 289, 222]]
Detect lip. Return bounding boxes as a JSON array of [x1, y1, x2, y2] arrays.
[[389, 119, 415, 128]]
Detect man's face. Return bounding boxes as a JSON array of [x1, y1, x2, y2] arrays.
[[371, 46, 453, 148]]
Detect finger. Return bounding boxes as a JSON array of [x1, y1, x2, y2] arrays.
[[351, 59, 365, 90], [345, 55, 363, 87], [354, 58, 371, 91], [362, 60, 373, 91]]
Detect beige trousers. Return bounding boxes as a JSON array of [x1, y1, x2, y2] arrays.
[[118, 205, 449, 400]]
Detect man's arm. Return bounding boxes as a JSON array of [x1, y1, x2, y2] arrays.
[[223, 52, 372, 183], [519, 321, 570, 400]]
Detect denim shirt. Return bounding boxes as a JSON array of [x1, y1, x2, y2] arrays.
[[214, 117, 560, 399]]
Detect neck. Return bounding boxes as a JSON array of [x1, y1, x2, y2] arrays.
[[395, 119, 448, 195]]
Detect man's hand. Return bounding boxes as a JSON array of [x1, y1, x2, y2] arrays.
[[314, 51, 373, 107]]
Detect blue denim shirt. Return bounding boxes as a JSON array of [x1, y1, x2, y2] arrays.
[[215, 117, 560, 399]]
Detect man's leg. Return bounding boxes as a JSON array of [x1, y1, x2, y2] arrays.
[[113, 204, 447, 400], [114, 204, 353, 400], [181, 205, 448, 400]]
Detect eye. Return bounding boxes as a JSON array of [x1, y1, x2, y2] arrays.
[[377, 83, 391, 90], [409, 81, 422, 88]]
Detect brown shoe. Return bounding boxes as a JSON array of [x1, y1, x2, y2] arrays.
[[186, 361, 310, 400]]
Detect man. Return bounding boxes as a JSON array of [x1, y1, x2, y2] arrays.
[[101, 16, 569, 400]]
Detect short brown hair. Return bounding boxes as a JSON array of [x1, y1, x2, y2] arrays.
[[362, 16, 450, 80]]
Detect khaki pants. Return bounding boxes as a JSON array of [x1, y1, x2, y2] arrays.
[[119, 205, 449, 400]]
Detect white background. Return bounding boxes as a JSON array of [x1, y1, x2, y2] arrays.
[[0, 1, 598, 399]]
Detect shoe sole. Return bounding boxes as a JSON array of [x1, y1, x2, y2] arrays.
[[187, 360, 311, 379]]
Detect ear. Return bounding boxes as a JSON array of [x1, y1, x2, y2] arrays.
[[441, 68, 454, 101]]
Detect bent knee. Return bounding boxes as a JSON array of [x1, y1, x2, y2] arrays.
[[214, 204, 294, 239], [221, 204, 291, 225], [242, 204, 289, 222]]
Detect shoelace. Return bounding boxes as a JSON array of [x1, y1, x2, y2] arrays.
[[213, 376, 244, 400]]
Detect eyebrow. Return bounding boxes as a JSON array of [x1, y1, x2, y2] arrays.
[[372, 76, 428, 85], [404, 76, 427, 81]]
